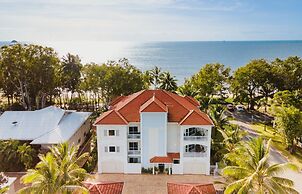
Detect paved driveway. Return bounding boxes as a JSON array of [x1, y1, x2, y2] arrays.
[[92, 174, 222, 194]]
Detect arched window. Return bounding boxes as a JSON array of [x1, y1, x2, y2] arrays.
[[185, 144, 206, 153], [184, 127, 207, 137]]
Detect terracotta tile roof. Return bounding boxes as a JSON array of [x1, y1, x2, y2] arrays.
[[167, 152, 180, 159], [185, 96, 200, 106], [95, 90, 213, 125], [150, 156, 173, 163], [167, 183, 216, 194], [140, 96, 168, 112], [94, 110, 128, 125], [83, 181, 124, 194], [180, 110, 214, 125], [109, 96, 125, 107]]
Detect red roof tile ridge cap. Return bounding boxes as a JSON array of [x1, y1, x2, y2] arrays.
[[140, 96, 167, 112], [114, 110, 129, 124], [116, 90, 146, 111], [179, 110, 194, 125]]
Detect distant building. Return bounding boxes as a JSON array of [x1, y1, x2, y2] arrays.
[[94, 90, 213, 175], [0, 106, 91, 149]]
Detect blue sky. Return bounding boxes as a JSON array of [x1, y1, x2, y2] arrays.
[[1, 0, 302, 41]]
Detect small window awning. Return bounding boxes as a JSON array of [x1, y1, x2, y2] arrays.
[[167, 152, 180, 159], [150, 156, 173, 163]]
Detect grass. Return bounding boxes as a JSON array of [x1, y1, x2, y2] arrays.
[[250, 123, 302, 168]]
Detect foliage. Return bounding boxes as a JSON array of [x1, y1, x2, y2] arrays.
[[159, 71, 178, 92], [179, 63, 230, 99], [59, 53, 82, 93], [231, 59, 276, 110], [272, 56, 302, 91], [274, 106, 302, 153], [81, 58, 146, 107], [0, 140, 38, 171], [0, 172, 8, 194], [273, 90, 302, 110], [83, 135, 98, 173], [222, 137, 299, 194], [0, 44, 60, 110], [18, 143, 89, 194]]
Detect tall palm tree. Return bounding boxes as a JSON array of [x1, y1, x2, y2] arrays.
[[149, 66, 162, 89], [159, 71, 178, 92], [222, 137, 299, 194], [18, 143, 89, 194]]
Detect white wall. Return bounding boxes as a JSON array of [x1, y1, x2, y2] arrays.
[[167, 123, 180, 153], [68, 119, 91, 146], [140, 112, 167, 167], [97, 125, 127, 173], [180, 125, 212, 175]]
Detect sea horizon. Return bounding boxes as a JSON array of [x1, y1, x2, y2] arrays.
[[1, 40, 302, 83]]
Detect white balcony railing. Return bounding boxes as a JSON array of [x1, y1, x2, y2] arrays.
[[183, 152, 207, 157], [128, 134, 141, 139], [183, 136, 207, 141], [128, 150, 141, 155]]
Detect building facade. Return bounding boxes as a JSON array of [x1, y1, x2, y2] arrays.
[[95, 90, 213, 175]]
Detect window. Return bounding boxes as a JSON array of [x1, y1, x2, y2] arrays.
[[129, 142, 138, 150], [77, 138, 81, 143], [185, 144, 206, 153], [108, 130, 115, 136], [184, 127, 207, 136], [173, 159, 180, 164], [109, 146, 116, 152], [128, 157, 141, 163], [129, 126, 139, 134]]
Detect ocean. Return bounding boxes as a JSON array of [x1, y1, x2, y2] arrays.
[[1, 40, 302, 83]]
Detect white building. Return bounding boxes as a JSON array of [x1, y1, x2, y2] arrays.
[[95, 90, 213, 175], [0, 106, 91, 149]]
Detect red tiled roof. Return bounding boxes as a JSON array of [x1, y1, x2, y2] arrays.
[[167, 152, 180, 159], [150, 156, 173, 163], [167, 183, 216, 194], [95, 90, 213, 125], [185, 96, 200, 106], [83, 181, 124, 194], [140, 96, 168, 112], [94, 110, 128, 125], [110, 96, 125, 107]]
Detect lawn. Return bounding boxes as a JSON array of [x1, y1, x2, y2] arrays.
[[251, 123, 302, 168]]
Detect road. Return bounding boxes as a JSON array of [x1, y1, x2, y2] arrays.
[[230, 120, 302, 193]]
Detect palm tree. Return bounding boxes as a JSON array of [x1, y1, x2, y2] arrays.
[[219, 125, 246, 154], [18, 143, 89, 194], [159, 71, 177, 92], [149, 66, 162, 89], [222, 137, 299, 194], [208, 104, 228, 130]]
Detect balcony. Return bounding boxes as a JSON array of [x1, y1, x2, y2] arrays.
[[128, 150, 141, 155], [128, 133, 141, 139], [183, 152, 207, 157], [183, 136, 207, 141]]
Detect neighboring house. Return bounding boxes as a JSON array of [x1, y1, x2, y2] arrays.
[[0, 106, 91, 149], [94, 90, 213, 175], [83, 181, 124, 194]]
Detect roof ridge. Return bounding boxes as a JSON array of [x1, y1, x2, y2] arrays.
[[162, 90, 193, 111], [179, 110, 194, 125], [116, 90, 146, 111]]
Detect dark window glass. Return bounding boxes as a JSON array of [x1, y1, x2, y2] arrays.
[[173, 159, 180, 164], [109, 146, 116, 152], [129, 126, 139, 134], [129, 142, 138, 150], [108, 130, 115, 136]]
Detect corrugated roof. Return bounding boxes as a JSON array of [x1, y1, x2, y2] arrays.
[[95, 90, 213, 125], [0, 106, 91, 144], [167, 183, 216, 194]]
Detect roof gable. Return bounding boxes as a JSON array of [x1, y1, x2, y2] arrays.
[[180, 110, 213, 125], [140, 96, 167, 112], [94, 110, 128, 125], [167, 183, 216, 194]]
